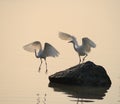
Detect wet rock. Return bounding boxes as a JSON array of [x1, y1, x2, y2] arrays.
[[49, 61, 112, 87]]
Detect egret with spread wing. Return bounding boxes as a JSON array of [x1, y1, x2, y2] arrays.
[[59, 32, 96, 64], [23, 41, 59, 72]]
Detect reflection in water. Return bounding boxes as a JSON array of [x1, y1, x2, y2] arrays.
[[36, 93, 47, 104], [71, 99, 94, 104], [49, 83, 110, 104]]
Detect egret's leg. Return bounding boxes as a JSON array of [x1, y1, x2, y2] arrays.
[[38, 58, 42, 72], [79, 55, 81, 64], [82, 54, 88, 63], [44, 59, 48, 73]]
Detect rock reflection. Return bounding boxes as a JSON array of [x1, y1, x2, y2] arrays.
[[36, 93, 47, 104], [49, 83, 110, 103]]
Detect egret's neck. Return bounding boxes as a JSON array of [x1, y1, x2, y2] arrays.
[[72, 41, 79, 51], [34, 49, 41, 58]]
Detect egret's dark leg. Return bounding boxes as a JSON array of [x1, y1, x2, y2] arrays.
[[44, 58, 48, 73], [78, 55, 81, 64], [38, 58, 42, 72], [82, 54, 88, 63]]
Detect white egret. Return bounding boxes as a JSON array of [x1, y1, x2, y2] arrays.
[[59, 32, 96, 64], [23, 41, 59, 72]]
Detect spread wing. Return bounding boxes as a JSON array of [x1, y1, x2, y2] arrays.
[[59, 32, 76, 42], [23, 41, 41, 52], [82, 38, 96, 52], [43, 43, 59, 57]]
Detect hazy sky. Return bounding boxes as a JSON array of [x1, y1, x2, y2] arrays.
[[0, 0, 120, 75]]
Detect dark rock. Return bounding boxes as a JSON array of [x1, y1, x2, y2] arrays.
[[49, 61, 112, 87]]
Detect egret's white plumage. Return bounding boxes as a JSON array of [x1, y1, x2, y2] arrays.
[[23, 41, 59, 72], [59, 32, 96, 64]]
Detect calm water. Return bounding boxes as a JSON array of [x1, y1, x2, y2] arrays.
[[0, 0, 120, 104], [0, 59, 119, 104]]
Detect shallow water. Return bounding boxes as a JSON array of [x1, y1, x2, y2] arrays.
[[0, 63, 119, 104], [0, 0, 120, 104]]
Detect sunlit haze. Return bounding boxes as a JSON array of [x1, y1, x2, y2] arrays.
[[0, 0, 120, 104]]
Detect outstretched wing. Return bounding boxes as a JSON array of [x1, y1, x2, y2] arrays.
[[82, 37, 96, 52], [23, 41, 41, 52], [43, 43, 59, 57], [59, 32, 76, 41]]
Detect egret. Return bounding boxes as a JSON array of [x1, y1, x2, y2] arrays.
[[59, 32, 96, 64], [23, 41, 59, 72]]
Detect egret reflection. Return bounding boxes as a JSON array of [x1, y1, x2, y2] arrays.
[[36, 93, 47, 104]]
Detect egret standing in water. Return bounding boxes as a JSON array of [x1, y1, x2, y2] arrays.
[[59, 32, 96, 64], [23, 41, 59, 72]]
